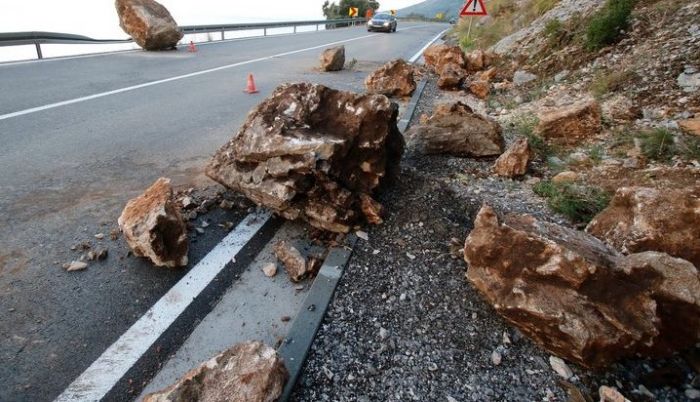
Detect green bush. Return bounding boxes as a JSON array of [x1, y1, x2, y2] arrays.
[[638, 128, 675, 161], [585, 0, 635, 50], [533, 181, 611, 224]]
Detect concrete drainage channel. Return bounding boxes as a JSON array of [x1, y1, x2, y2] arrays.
[[54, 30, 444, 402]]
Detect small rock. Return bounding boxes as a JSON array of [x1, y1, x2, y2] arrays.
[[273, 241, 310, 282], [687, 389, 700, 400], [491, 350, 502, 366], [319, 45, 345, 72], [513, 70, 537, 86], [181, 196, 195, 209], [379, 327, 389, 340], [549, 356, 573, 379], [219, 199, 234, 210], [599, 385, 630, 402], [262, 263, 277, 278], [406, 252, 416, 260], [280, 316, 291, 322], [94, 233, 105, 240], [552, 171, 579, 184], [356, 231, 369, 241], [64, 261, 88, 272]]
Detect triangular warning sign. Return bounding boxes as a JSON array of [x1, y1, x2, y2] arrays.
[[460, 0, 488, 16]]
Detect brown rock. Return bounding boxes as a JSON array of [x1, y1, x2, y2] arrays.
[[117, 178, 188, 267], [359, 193, 384, 225], [365, 59, 416, 97], [465, 49, 484, 71], [586, 187, 700, 267], [464, 205, 700, 368], [552, 170, 579, 184], [436, 62, 465, 90], [273, 241, 309, 282], [423, 44, 466, 72], [405, 102, 504, 157], [468, 79, 490, 99], [320, 46, 345, 72], [479, 67, 498, 82], [536, 99, 602, 145], [599, 386, 630, 402], [143, 341, 287, 402], [115, 0, 183, 50], [493, 138, 531, 177], [602, 95, 642, 122], [205, 83, 404, 233], [680, 117, 700, 137]]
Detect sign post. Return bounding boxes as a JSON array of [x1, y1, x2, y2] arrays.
[[460, 0, 488, 41]]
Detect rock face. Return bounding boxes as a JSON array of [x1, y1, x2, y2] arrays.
[[143, 341, 287, 402], [320, 46, 345, 72], [464, 205, 700, 368], [118, 178, 188, 267], [364, 59, 416, 97], [586, 187, 700, 267], [536, 99, 601, 145], [115, 0, 183, 50], [405, 102, 504, 157], [206, 83, 403, 233], [493, 138, 531, 177]]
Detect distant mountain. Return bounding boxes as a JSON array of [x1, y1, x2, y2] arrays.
[[396, 0, 465, 19]]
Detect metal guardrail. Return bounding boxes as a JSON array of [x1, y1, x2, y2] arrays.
[[0, 18, 367, 60]]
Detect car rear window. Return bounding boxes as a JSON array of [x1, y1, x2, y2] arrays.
[[374, 14, 389, 20]]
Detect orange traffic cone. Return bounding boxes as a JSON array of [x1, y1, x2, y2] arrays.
[[188, 41, 197, 52], [244, 74, 259, 94]]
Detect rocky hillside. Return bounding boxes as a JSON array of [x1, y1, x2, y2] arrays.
[[397, 0, 463, 19]]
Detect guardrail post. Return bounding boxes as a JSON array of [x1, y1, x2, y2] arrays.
[[35, 42, 42, 59], [316, 24, 319, 31], [221, 29, 225, 41], [264, 27, 267, 36], [293, 26, 297, 34]]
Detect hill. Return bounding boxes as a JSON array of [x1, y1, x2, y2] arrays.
[[396, 0, 464, 19]]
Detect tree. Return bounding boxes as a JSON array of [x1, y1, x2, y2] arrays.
[[322, 0, 381, 19]]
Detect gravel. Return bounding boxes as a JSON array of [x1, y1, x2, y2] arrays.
[[290, 74, 694, 401]]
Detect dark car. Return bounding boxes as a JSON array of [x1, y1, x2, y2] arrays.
[[367, 13, 397, 33]]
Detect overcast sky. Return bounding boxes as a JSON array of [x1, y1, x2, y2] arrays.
[[0, 0, 425, 37]]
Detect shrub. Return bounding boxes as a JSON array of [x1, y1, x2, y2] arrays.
[[512, 114, 554, 159], [638, 128, 675, 161], [544, 18, 563, 40], [533, 181, 611, 224], [532, 0, 559, 16], [590, 69, 636, 97], [585, 0, 635, 50]]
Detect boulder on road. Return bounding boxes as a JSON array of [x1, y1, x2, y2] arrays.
[[405, 102, 504, 157], [464, 205, 700, 368], [115, 0, 183, 50], [320, 46, 345, 72], [586, 187, 700, 267], [118, 177, 188, 268], [423, 44, 466, 72], [143, 341, 287, 402], [206, 83, 404, 233], [493, 137, 531, 177], [536, 98, 602, 145], [365, 59, 416, 97], [273, 241, 310, 282]]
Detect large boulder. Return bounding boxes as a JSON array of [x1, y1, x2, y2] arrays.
[[423, 44, 466, 72], [536, 98, 602, 145], [117, 177, 188, 267], [493, 137, 531, 177], [320, 46, 345, 72], [143, 341, 287, 402], [586, 187, 700, 267], [115, 0, 183, 50], [436, 62, 465, 90], [205, 83, 404, 233], [464, 205, 700, 368], [364, 59, 416, 97], [405, 102, 504, 157]]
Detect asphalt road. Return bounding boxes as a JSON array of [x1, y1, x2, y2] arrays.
[[0, 22, 448, 401]]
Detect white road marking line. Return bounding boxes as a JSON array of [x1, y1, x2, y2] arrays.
[[0, 25, 433, 121], [54, 210, 272, 402], [408, 28, 449, 64]]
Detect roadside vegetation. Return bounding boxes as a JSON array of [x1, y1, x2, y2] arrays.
[[533, 181, 611, 225], [322, 0, 380, 19], [585, 0, 635, 50]]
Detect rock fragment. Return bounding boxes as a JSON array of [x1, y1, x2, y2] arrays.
[[115, 0, 183, 50], [599, 386, 630, 402], [261, 263, 277, 278], [143, 341, 287, 402], [493, 138, 531, 177], [365, 59, 416, 97], [205, 83, 403, 233], [536, 98, 601, 145], [423, 44, 468, 90], [64, 261, 88, 272], [549, 356, 573, 380], [273, 241, 309, 282], [467, 79, 490, 99], [464, 205, 700, 368], [320, 46, 345, 72], [680, 117, 700, 137], [552, 170, 579, 184], [586, 186, 700, 267], [117, 178, 188, 268], [405, 102, 504, 157], [436, 63, 465, 90]]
